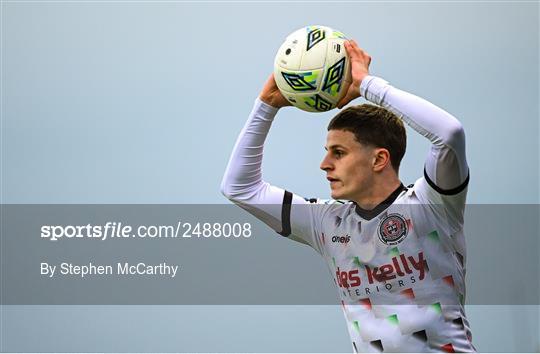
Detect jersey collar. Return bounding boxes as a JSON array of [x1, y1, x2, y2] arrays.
[[354, 183, 407, 221]]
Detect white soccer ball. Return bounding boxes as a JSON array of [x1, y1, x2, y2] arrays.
[[274, 25, 352, 112]]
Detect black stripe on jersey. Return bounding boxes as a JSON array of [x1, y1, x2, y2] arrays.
[[278, 190, 293, 237], [424, 167, 470, 195]]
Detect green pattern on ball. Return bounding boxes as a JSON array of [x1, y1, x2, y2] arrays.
[[332, 30, 346, 39], [322, 57, 346, 97], [281, 71, 318, 91]]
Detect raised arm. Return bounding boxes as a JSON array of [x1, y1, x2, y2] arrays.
[[338, 40, 469, 195], [221, 75, 322, 249], [360, 76, 468, 193]]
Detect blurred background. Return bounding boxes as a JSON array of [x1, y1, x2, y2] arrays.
[[1, 1, 538, 352]]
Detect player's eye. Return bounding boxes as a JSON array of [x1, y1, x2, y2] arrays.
[[334, 150, 345, 158]]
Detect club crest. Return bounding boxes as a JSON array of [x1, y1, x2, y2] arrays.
[[378, 213, 409, 245]]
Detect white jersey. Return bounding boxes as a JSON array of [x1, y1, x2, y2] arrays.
[[221, 76, 474, 352]]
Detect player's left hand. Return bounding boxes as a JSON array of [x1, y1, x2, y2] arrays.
[[336, 40, 372, 109], [259, 73, 292, 109]]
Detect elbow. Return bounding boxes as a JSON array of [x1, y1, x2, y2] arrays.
[[445, 120, 466, 150], [220, 188, 235, 202], [220, 177, 265, 203], [450, 120, 465, 139], [220, 185, 229, 199], [220, 176, 245, 203], [220, 178, 235, 201]]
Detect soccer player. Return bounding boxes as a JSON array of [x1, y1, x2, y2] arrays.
[[221, 40, 475, 353]]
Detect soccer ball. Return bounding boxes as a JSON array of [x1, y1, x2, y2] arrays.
[[274, 25, 352, 112]]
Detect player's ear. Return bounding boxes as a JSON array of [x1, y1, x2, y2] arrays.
[[372, 148, 390, 172]]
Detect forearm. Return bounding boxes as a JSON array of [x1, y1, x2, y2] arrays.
[[220, 98, 316, 243], [360, 76, 468, 189], [361, 76, 464, 151], [220, 97, 279, 200]]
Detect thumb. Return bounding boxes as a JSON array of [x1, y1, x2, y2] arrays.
[[336, 88, 356, 109]]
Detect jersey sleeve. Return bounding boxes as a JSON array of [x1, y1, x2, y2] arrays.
[[360, 76, 469, 231], [220, 98, 325, 254]]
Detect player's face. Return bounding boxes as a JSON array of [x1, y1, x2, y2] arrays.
[[320, 129, 375, 201]]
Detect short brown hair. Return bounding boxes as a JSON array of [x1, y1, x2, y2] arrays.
[[328, 104, 406, 172]]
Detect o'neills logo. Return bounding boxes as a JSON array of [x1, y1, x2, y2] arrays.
[[332, 235, 350, 244], [378, 213, 409, 245], [335, 252, 425, 289]]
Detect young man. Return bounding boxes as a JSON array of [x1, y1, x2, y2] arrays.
[[221, 40, 474, 353]]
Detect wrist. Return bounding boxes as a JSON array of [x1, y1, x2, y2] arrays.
[[255, 97, 280, 116], [259, 95, 280, 109], [259, 95, 279, 108], [357, 73, 369, 96]]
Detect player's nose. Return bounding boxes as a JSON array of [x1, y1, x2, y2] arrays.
[[320, 154, 333, 171]]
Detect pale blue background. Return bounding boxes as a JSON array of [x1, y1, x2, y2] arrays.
[[1, 1, 539, 352]]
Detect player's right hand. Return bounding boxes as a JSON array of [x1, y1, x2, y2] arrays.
[[259, 73, 292, 109]]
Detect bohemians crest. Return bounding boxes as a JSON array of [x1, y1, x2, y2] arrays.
[[378, 213, 409, 245]]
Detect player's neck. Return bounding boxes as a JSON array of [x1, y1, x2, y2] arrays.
[[353, 176, 402, 211]]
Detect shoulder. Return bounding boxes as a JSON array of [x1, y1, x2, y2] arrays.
[[405, 177, 467, 232]]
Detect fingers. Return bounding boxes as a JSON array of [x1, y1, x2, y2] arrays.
[[343, 40, 356, 58], [344, 40, 370, 62], [344, 39, 371, 93], [336, 98, 347, 109], [336, 88, 358, 109], [337, 94, 352, 109], [344, 40, 360, 55], [266, 73, 277, 87], [260, 72, 292, 108], [346, 39, 359, 49], [262, 73, 279, 94]]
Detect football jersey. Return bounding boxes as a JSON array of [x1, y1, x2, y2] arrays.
[[287, 177, 473, 352], [221, 76, 474, 352]]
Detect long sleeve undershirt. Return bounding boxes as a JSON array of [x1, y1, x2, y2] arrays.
[[222, 76, 468, 205]]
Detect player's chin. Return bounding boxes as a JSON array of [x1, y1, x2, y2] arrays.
[[330, 188, 344, 200]]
